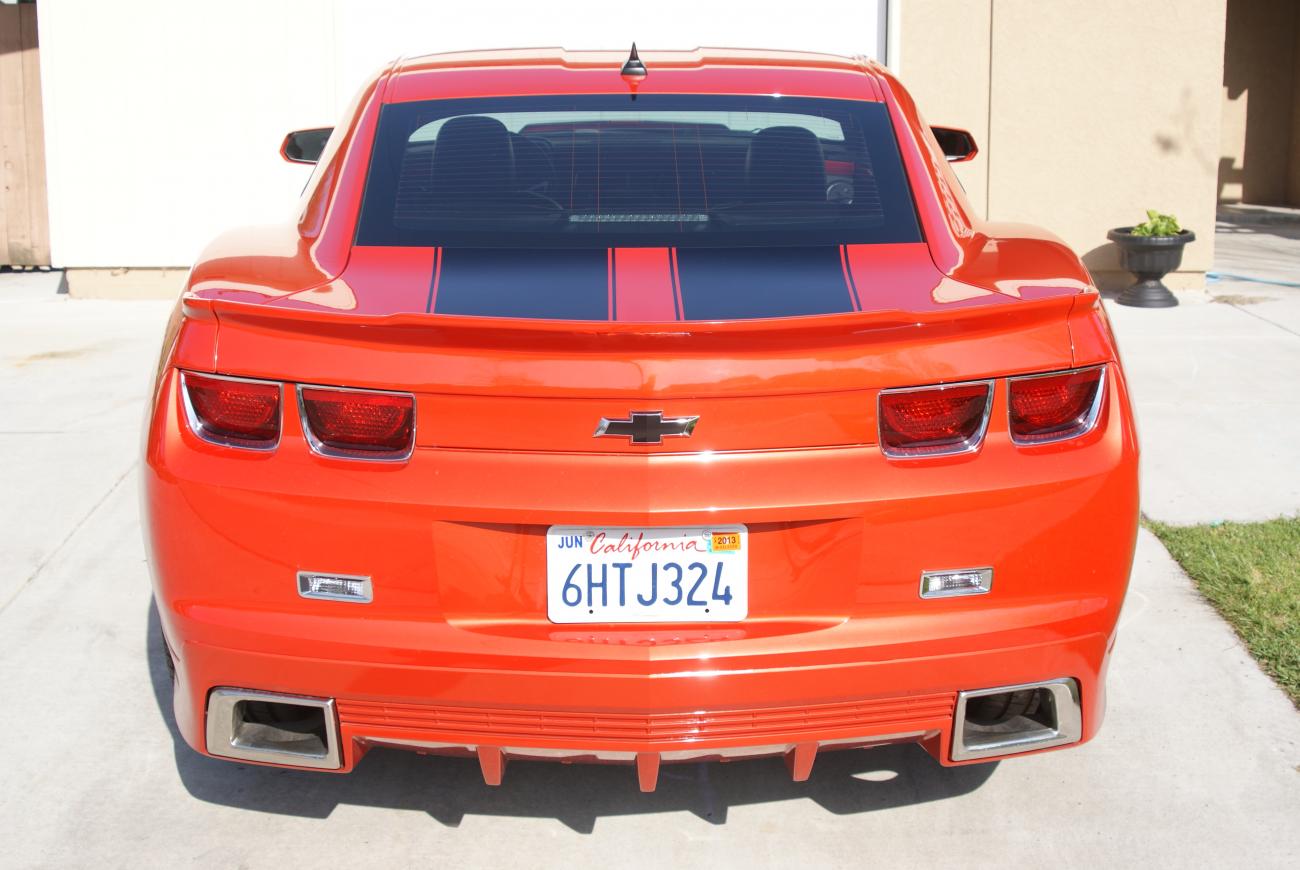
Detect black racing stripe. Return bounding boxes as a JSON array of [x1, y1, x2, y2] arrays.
[[669, 248, 682, 320], [609, 248, 617, 320], [675, 246, 855, 321], [840, 245, 863, 311], [425, 247, 441, 313], [434, 248, 609, 320]]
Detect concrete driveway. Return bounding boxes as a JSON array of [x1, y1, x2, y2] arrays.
[[1107, 206, 1300, 525], [1, 267, 1297, 868]]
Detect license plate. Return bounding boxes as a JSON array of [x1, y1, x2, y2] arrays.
[[546, 525, 748, 623]]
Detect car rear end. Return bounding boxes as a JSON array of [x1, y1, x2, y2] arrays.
[[144, 52, 1138, 790]]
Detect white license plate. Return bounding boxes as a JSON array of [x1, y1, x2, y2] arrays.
[[546, 525, 748, 624]]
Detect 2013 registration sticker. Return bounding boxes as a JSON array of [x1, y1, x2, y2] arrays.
[[545, 525, 749, 624]]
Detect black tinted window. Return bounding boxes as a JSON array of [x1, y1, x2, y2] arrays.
[[356, 95, 921, 249]]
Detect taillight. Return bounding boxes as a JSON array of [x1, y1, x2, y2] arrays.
[[181, 372, 281, 449], [1008, 366, 1105, 445], [298, 386, 415, 459], [878, 381, 992, 458]]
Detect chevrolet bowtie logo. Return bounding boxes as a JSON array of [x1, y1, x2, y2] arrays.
[[594, 411, 700, 445]]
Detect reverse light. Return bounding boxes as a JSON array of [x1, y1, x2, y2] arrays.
[[298, 385, 415, 460], [181, 372, 281, 449], [878, 381, 993, 458], [1008, 366, 1106, 445], [920, 568, 993, 599], [297, 571, 373, 603]]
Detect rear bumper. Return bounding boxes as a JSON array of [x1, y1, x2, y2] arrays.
[[144, 364, 1138, 779], [174, 627, 1110, 776]]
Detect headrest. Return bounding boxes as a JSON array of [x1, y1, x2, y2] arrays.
[[431, 116, 514, 208], [745, 126, 826, 204]]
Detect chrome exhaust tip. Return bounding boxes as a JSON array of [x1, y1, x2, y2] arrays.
[[205, 688, 341, 769], [952, 678, 1082, 762]]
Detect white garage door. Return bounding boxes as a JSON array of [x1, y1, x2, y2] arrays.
[[36, 0, 889, 268]]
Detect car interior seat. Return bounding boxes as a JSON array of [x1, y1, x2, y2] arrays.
[[745, 126, 827, 205]]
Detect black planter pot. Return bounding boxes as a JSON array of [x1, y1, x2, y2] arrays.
[[1106, 227, 1195, 308]]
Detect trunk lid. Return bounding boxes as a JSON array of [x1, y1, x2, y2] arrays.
[[190, 243, 1085, 454]]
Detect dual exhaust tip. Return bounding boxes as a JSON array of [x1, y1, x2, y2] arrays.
[[205, 689, 341, 769], [952, 678, 1082, 761], [204, 678, 1083, 772]]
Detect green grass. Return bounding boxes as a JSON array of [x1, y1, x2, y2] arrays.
[[1147, 517, 1300, 707]]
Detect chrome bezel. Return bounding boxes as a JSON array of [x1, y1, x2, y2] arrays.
[[1007, 364, 1108, 447], [296, 383, 416, 462], [877, 379, 994, 459], [297, 571, 373, 604], [179, 370, 282, 451], [919, 567, 993, 599], [951, 678, 1083, 762], [593, 411, 700, 444], [205, 688, 340, 769]]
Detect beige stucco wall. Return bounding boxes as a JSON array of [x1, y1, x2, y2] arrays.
[[1218, 0, 1299, 204], [899, 0, 1227, 291], [895, 0, 992, 217], [64, 268, 188, 299]]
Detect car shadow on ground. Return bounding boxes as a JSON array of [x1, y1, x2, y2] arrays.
[[147, 602, 997, 833]]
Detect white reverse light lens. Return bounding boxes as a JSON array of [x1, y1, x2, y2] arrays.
[[297, 572, 372, 603], [920, 568, 993, 599]]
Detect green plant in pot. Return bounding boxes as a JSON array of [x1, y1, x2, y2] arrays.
[[1107, 210, 1195, 308]]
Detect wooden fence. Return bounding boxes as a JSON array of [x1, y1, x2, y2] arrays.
[[0, 2, 49, 266]]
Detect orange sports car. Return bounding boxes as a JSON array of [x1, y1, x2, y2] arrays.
[[143, 46, 1139, 791]]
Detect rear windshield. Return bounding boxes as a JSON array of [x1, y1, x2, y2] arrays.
[[355, 94, 921, 249]]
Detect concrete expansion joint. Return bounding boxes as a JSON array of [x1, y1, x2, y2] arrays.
[[0, 460, 137, 618]]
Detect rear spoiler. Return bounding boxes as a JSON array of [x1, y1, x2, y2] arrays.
[[175, 289, 1102, 397], [184, 287, 1096, 347]]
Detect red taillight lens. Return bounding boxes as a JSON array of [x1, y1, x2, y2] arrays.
[[879, 382, 991, 457], [182, 372, 280, 448], [299, 387, 414, 457], [1008, 366, 1105, 444]]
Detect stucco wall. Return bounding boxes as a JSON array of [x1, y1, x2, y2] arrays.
[[896, 0, 992, 217], [1218, 0, 1299, 204], [900, 0, 1227, 290]]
